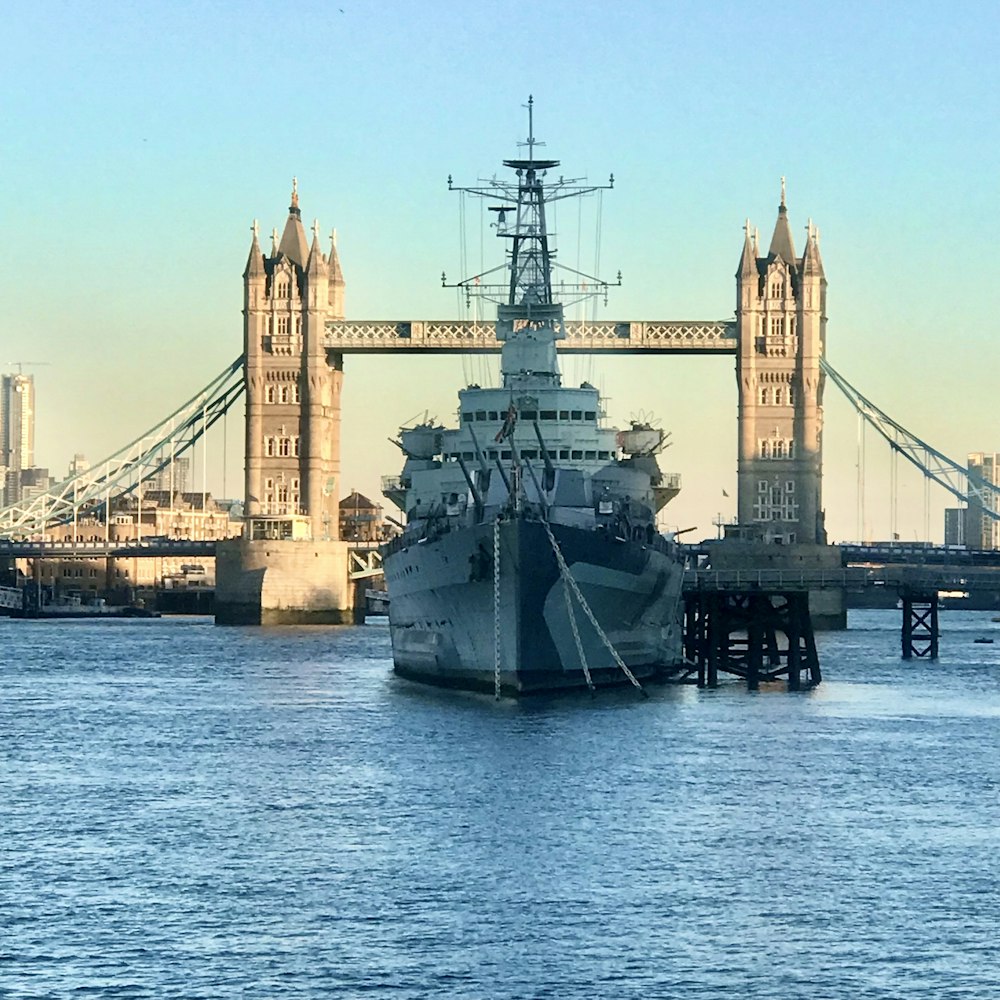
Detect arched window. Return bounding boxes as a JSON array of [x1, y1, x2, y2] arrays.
[[279, 386, 289, 404], [292, 436, 301, 456], [265, 386, 275, 404], [277, 317, 289, 337], [774, 387, 784, 406], [760, 440, 770, 459], [292, 384, 301, 403], [770, 280, 782, 299], [276, 279, 289, 298], [774, 439, 786, 459], [759, 387, 770, 405], [787, 385, 796, 406], [788, 440, 796, 459], [265, 438, 275, 457]]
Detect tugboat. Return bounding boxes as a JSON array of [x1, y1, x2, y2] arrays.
[[381, 100, 686, 697]]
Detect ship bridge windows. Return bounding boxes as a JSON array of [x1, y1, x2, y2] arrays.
[[559, 449, 570, 459], [584, 411, 596, 421], [571, 410, 582, 420], [559, 410, 570, 420], [489, 411, 499, 421], [540, 410, 557, 420], [572, 450, 583, 460], [462, 412, 473, 422], [522, 410, 537, 421], [475, 411, 487, 421]]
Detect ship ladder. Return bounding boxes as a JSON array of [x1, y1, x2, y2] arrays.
[[540, 518, 648, 698]]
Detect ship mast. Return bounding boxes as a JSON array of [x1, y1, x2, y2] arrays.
[[504, 95, 556, 308], [444, 97, 619, 389]]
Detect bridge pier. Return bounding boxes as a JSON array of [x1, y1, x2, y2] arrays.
[[215, 536, 362, 625], [901, 589, 939, 660], [683, 589, 820, 690]]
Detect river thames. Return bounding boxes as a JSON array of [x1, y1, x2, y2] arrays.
[[3, 610, 999, 998]]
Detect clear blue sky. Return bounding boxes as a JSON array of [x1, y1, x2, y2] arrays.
[[3, 0, 998, 541]]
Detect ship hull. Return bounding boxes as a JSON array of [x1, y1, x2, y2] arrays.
[[383, 518, 684, 695]]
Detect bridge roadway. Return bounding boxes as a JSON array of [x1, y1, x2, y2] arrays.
[[0, 538, 386, 582], [686, 566, 1000, 594], [323, 319, 738, 354], [5, 538, 1000, 595]]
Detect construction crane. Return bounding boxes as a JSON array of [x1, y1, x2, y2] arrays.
[[6, 361, 52, 375]]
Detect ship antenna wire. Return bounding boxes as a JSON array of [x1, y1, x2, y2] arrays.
[[590, 188, 604, 385], [458, 189, 470, 387]]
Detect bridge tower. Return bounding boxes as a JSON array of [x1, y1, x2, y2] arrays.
[[243, 180, 345, 540], [216, 182, 359, 625], [735, 182, 827, 544]]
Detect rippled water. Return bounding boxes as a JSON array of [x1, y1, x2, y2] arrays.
[[2, 610, 1000, 998]]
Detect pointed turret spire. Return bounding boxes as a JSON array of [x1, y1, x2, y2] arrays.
[[327, 227, 344, 285], [244, 219, 264, 278], [768, 176, 797, 264], [801, 220, 826, 278], [737, 218, 756, 277], [306, 218, 326, 276], [278, 177, 310, 266]]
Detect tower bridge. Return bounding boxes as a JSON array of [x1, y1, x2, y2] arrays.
[[213, 177, 835, 624], [3, 175, 999, 639]]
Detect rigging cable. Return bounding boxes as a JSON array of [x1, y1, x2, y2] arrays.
[[458, 190, 470, 387], [590, 188, 604, 386]]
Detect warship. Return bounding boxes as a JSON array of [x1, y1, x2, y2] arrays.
[[382, 101, 686, 696]]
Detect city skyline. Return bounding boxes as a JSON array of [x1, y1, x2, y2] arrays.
[[3, 1, 998, 543]]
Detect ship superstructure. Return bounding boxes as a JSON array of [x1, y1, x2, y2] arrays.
[[382, 100, 686, 696]]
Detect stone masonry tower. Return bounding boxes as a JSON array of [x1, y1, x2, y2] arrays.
[[243, 180, 345, 541], [735, 182, 827, 544]]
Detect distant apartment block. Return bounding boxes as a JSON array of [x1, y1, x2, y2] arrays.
[[946, 453, 1000, 549], [151, 456, 191, 494]]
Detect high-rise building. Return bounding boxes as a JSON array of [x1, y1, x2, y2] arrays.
[[152, 456, 190, 494], [1, 373, 35, 505], [965, 453, 1000, 550], [944, 507, 965, 546]]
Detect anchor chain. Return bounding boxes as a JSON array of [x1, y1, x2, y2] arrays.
[[562, 574, 595, 693], [493, 515, 502, 700], [541, 516, 647, 697]]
